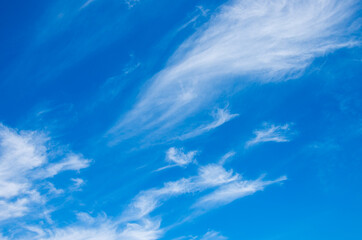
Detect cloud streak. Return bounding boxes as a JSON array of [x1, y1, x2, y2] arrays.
[[194, 176, 287, 209], [110, 0, 359, 142], [246, 123, 294, 147], [5, 150, 285, 240], [179, 107, 239, 140]]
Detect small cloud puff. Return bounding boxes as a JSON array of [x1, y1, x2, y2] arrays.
[[246, 122, 295, 148], [156, 147, 197, 171], [70, 178, 85, 191], [166, 147, 197, 166]]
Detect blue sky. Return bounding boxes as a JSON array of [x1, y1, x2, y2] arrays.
[[0, 0, 361, 239]]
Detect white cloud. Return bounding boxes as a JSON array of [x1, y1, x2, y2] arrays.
[[174, 230, 227, 240], [123, 164, 239, 221], [118, 219, 162, 240], [125, 0, 140, 9], [200, 231, 227, 240], [0, 234, 8, 240], [70, 178, 85, 191], [177, 6, 210, 32], [123, 161, 283, 223], [0, 123, 90, 222], [246, 123, 294, 147], [23, 158, 231, 240], [196, 164, 238, 188], [4, 152, 285, 240], [38, 154, 90, 179], [179, 107, 239, 140], [110, 0, 359, 141], [194, 176, 287, 209], [79, 0, 96, 10], [172, 236, 197, 240], [46, 183, 64, 195], [218, 151, 236, 165], [166, 147, 197, 166], [0, 198, 33, 221], [38, 221, 118, 240], [156, 147, 197, 171], [20, 214, 162, 240]]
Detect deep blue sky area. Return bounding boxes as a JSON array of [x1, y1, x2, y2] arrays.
[[0, 0, 361, 239]]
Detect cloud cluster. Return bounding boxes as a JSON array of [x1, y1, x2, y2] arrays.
[[111, 0, 359, 141], [2, 0, 350, 238], [117, 158, 285, 240], [3, 146, 285, 239], [0, 123, 90, 222], [124, 161, 285, 223]]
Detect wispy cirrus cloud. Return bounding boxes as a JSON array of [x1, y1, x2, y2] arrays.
[[177, 6, 210, 32], [218, 151, 236, 165], [125, 0, 140, 9], [70, 178, 85, 191], [166, 147, 197, 166], [246, 123, 295, 148], [22, 214, 162, 240], [193, 175, 287, 210], [36, 153, 90, 179], [0, 123, 90, 222], [123, 156, 285, 223], [110, 0, 359, 142], [174, 230, 227, 240], [179, 107, 239, 140], [11, 163, 236, 240], [200, 230, 227, 240], [119, 155, 285, 239], [123, 163, 238, 222], [7, 151, 284, 240], [156, 147, 197, 171]]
